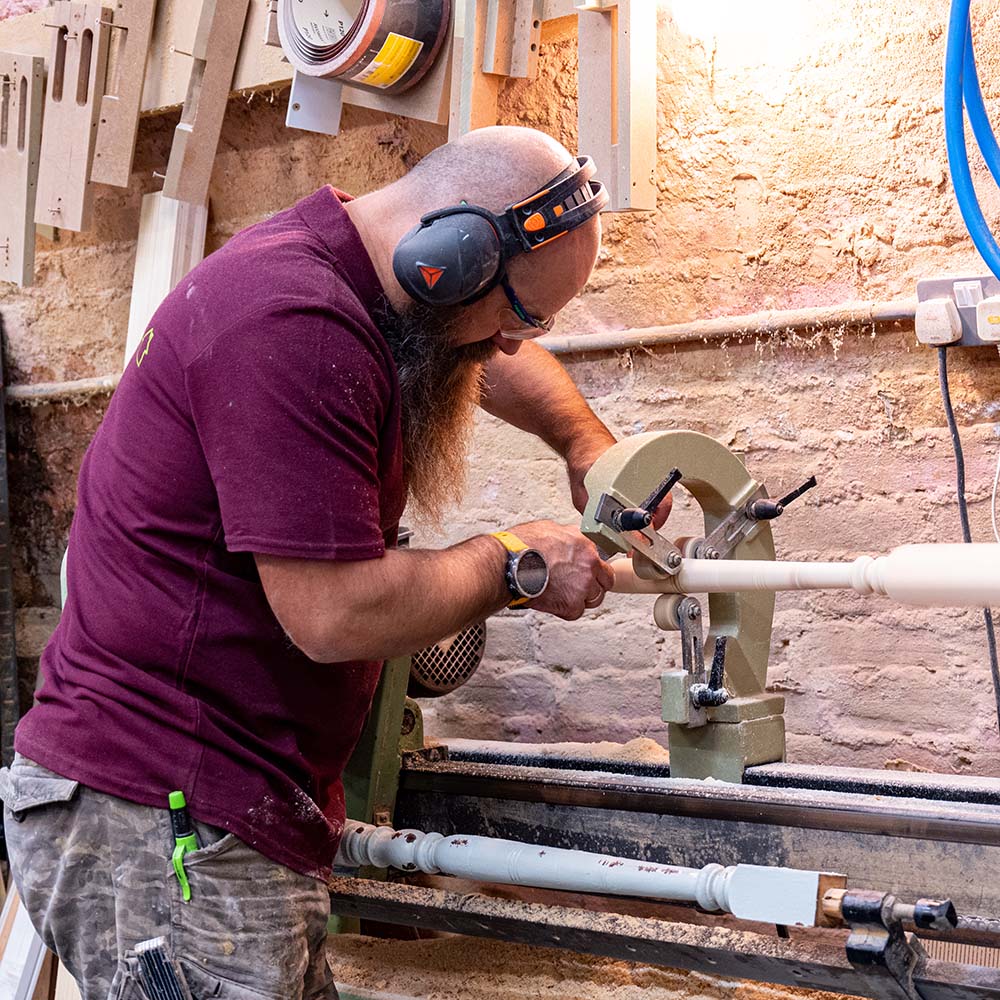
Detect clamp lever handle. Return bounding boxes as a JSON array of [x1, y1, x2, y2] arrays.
[[748, 475, 818, 521], [691, 636, 729, 708], [615, 467, 683, 531]]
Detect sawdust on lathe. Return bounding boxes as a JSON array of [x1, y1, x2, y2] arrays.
[[440, 736, 671, 765], [538, 736, 670, 764], [328, 935, 846, 1000]]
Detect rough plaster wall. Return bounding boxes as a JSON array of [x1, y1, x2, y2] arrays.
[[1, 0, 1000, 783], [424, 0, 1000, 776], [0, 0, 44, 19]]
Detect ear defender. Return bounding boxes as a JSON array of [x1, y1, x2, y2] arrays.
[[391, 155, 609, 309], [393, 209, 504, 307]]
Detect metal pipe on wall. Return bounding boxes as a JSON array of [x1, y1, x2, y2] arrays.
[[540, 299, 917, 355], [0, 299, 917, 405], [5, 373, 121, 405]]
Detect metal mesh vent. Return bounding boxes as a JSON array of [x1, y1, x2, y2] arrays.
[[409, 621, 487, 697]]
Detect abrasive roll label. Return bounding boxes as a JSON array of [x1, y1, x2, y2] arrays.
[[351, 32, 424, 89], [291, 0, 362, 45]]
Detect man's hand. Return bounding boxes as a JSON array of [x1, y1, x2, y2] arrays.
[[565, 438, 673, 529], [507, 520, 614, 620]]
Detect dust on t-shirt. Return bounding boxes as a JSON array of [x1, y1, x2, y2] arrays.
[[16, 187, 405, 879]]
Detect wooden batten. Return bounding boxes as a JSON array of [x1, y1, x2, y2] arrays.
[[33, 2, 112, 232], [0, 888, 50, 1000], [161, 0, 250, 206], [90, 0, 158, 187], [0, 51, 44, 287], [449, 0, 500, 140], [577, 0, 657, 211], [125, 190, 207, 364], [53, 961, 83, 1000]]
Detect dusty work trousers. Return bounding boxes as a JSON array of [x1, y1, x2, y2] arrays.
[[0, 754, 337, 1000]]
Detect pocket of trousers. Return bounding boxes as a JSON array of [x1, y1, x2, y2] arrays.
[[108, 953, 281, 1000], [181, 958, 287, 999], [0, 757, 79, 821], [181, 831, 241, 866]]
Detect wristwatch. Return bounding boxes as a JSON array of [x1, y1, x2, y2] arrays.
[[491, 531, 549, 607]]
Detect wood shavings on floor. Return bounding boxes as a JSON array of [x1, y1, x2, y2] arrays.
[[327, 935, 846, 1000]]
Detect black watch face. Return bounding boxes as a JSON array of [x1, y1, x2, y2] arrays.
[[515, 550, 548, 598]]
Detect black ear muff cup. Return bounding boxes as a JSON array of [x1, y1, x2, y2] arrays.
[[393, 212, 504, 306]]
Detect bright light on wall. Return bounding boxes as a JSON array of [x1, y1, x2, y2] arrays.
[[665, 0, 813, 67]]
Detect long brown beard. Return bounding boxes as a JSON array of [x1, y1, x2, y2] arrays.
[[377, 301, 497, 524]]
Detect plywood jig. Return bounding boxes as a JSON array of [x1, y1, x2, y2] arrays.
[[483, 0, 543, 79], [162, 0, 251, 205], [33, 2, 113, 232], [0, 1, 658, 213], [0, 51, 44, 287], [90, 0, 158, 187]]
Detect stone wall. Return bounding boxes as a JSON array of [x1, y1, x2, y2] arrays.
[[2, 0, 1000, 774]]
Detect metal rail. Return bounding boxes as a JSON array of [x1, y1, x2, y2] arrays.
[[440, 742, 1000, 806], [399, 758, 1000, 848]]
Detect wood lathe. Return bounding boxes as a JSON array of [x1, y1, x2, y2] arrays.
[[331, 430, 1000, 1000]]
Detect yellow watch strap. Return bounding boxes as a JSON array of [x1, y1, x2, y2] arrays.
[[491, 531, 531, 607], [491, 530, 529, 554]]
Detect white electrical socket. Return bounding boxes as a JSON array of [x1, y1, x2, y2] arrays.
[[916, 275, 1000, 347], [976, 296, 1000, 343], [915, 297, 962, 345]]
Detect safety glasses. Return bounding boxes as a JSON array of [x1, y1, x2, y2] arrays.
[[498, 274, 555, 339]]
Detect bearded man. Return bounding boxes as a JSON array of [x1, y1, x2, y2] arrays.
[[0, 126, 669, 999]]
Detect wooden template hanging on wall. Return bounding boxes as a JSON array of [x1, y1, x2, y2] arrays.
[[482, 0, 542, 79], [33, 1, 112, 232], [90, 0, 158, 188], [576, 0, 657, 211], [0, 51, 44, 286], [161, 0, 251, 206]]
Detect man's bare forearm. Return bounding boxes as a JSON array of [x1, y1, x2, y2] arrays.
[[480, 342, 615, 461], [256, 537, 510, 663]]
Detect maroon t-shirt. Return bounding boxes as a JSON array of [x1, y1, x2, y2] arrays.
[[16, 188, 405, 879]]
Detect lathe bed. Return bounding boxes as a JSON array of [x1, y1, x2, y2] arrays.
[[332, 740, 1000, 999]]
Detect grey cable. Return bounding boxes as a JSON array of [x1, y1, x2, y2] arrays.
[[937, 346, 1000, 733]]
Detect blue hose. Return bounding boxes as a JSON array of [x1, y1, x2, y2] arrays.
[[963, 23, 1000, 189], [944, 3, 1000, 737], [946, 0, 1000, 278]]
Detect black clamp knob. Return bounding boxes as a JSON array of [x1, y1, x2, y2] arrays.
[[748, 475, 817, 521], [613, 468, 682, 532], [913, 898, 958, 932]]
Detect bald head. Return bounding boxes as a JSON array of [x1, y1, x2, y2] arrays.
[[345, 125, 602, 348], [391, 125, 575, 214]]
